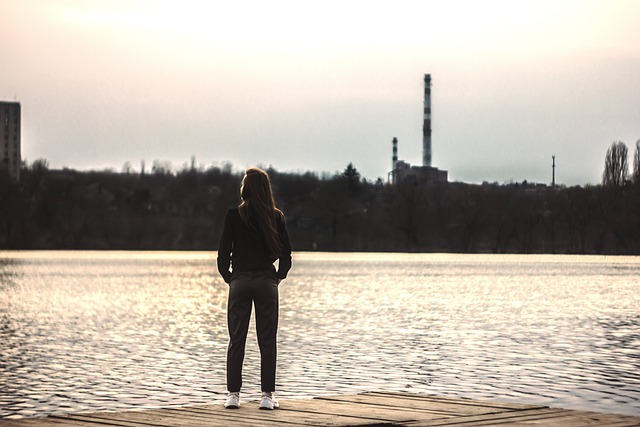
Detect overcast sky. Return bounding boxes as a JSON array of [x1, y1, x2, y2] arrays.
[[2, 0, 639, 185]]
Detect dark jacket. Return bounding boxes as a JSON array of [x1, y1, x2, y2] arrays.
[[217, 207, 292, 284]]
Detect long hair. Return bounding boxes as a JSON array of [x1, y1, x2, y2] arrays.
[[238, 167, 284, 258]]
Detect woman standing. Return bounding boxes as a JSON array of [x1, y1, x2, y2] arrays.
[[217, 167, 292, 410]]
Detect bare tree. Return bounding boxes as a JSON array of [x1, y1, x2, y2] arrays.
[[633, 139, 640, 184], [602, 141, 629, 187], [121, 161, 133, 174]]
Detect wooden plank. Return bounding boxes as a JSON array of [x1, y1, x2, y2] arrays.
[[316, 394, 520, 416], [442, 414, 640, 427], [164, 405, 346, 427], [324, 392, 522, 411], [73, 405, 382, 427], [69, 410, 247, 427], [58, 414, 166, 427], [0, 415, 132, 427], [401, 407, 623, 426], [54, 414, 166, 427], [365, 391, 545, 411], [72, 409, 222, 427], [168, 404, 398, 427], [540, 411, 640, 427], [172, 398, 447, 424], [0, 420, 67, 427], [161, 406, 330, 427]]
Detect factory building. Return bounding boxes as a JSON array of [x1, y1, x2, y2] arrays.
[[0, 101, 21, 182], [390, 75, 447, 185]]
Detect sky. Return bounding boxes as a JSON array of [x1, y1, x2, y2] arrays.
[[2, 0, 640, 185]]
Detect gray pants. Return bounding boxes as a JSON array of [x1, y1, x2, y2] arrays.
[[226, 270, 279, 393]]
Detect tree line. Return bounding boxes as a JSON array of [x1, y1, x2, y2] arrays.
[[1, 140, 639, 254]]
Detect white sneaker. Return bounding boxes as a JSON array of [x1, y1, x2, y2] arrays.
[[258, 392, 279, 410], [224, 392, 240, 409]]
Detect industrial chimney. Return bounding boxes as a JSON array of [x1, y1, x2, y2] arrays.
[[423, 74, 432, 167], [392, 137, 398, 171], [391, 137, 398, 184]]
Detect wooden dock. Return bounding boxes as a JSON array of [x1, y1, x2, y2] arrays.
[[1, 392, 639, 426]]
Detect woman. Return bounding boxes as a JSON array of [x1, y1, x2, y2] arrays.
[[217, 167, 292, 410]]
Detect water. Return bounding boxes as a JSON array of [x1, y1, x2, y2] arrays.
[[0, 251, 638, 419]]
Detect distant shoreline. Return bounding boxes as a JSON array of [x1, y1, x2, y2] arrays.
[[3, 165, 639, 255]]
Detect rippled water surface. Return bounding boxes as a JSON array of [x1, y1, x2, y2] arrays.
[[1, 251, 639, 418]]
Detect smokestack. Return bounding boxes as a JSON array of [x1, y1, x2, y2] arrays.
[[392, 137, 398, 170], [392, 137, 398, 184], [423, 74, 432, 167]]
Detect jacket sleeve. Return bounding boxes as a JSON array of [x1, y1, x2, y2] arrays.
[[276, 215, 292, 280], [217, 210, 233, 283]]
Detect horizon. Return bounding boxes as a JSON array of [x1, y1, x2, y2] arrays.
[[22, 154, 623, 188]]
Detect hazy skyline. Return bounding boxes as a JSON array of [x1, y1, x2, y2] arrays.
[[2, 0, 640, 185]]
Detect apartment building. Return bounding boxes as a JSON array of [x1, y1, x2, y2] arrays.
[[0, 101, 21, 182]]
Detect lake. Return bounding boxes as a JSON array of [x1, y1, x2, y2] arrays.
[[0, 251, 638, 419]]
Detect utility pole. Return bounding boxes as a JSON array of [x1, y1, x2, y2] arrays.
[[552, 155, 556, 187]]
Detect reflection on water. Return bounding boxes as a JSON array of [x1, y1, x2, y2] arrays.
[[0, 251, 639, 418]]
